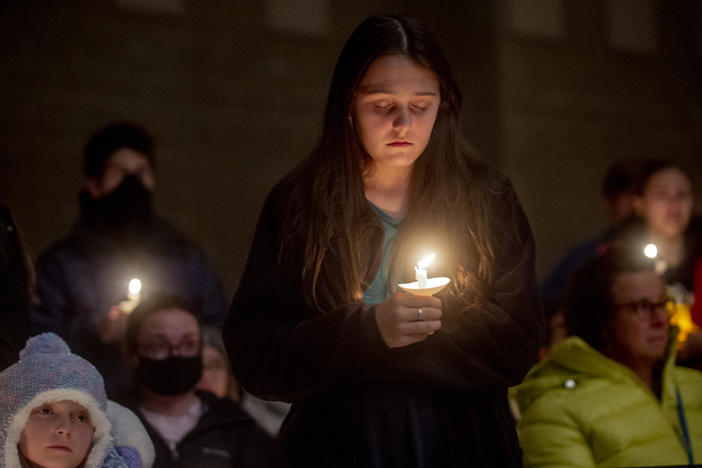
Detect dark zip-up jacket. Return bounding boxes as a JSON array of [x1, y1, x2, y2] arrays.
[[224, 173, 544, 468], [123, 391, 278, 468]]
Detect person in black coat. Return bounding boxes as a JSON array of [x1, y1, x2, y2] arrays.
[[224, 15, 543, 468], [32, 122, 227, 395], [0, 202, 32, 370], [117, 293, 277, 468]]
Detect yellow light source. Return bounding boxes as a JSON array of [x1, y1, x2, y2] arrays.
[[643, 243, 658, 259], [415, 253, 435, 288], [400, 252, 450, 296], [128, 278, 142, 299], [120, 277, 143, 314]]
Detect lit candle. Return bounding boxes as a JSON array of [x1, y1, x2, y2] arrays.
[[120, 278, 142, 314], [128, 278, 142, 301], [643, 243, 667, 275], [415, 253, 435, 289]]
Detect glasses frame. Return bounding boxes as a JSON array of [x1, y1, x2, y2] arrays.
[[137, 338, 202, 360], [613, 297, 672, 321]]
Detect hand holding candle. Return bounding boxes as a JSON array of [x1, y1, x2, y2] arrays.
[[373, 252, 450, 347], [119, 277, 142, 314], [98, 277, 140, 344], [375, 292, 443, 348]]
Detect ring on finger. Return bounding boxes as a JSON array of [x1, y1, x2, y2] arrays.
[[417, 308, 423, 321]]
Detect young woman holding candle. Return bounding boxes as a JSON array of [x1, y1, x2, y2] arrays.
[[224, 14, 543, 467]]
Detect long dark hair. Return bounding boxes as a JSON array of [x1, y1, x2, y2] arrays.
[[280, 15, 514, 311]]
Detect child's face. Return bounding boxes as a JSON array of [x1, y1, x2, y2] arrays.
[[352, 54, 440, 173], [19, 400, 94, 468]]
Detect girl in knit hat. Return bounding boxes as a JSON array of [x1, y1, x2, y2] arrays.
[[0, 332, 154, 468]]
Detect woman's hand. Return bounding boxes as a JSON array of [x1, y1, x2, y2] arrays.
[[375, 292, 442, 348], [96, 305, 129, 344]]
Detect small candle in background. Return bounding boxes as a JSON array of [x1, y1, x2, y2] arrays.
[[415, 253, 435, 289], [120, 277, 142, 314], [643, 243, 657, 259], [643, 243, 667, 275], [128, 278, 142, 301]]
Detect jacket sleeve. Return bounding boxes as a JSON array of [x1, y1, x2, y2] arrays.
[[223, 183, 389, 402], [518, 396, 596, 468], [106, 400, 156, 468], [357, 183, 544, 389]]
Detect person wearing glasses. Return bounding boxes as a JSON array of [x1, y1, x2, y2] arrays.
[[117, 294, 277, 468], [514, 244, 702, 467]]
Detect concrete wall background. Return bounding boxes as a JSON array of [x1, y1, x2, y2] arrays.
[[1, 0, 700, 297]]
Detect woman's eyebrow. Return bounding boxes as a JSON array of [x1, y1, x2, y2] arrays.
[[357, 86, 438, 96]]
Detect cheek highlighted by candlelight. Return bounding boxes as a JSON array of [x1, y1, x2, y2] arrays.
[[399, 253, 451, 296]]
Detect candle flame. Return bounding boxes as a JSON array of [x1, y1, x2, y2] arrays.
[[128, 278, 142, 296], [417, 253, 435, 269], [643, 243, 658, 259]]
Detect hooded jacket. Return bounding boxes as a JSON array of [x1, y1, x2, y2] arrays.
[[514, 335, 702, 467], [117, 390, 277, 468]]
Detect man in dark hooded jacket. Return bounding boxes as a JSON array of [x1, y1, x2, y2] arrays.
[[32, 122, 227, 396]]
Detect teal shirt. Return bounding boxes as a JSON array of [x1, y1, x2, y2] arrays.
[[362, 203, 402, 306]]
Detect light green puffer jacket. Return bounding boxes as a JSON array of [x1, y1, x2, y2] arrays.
[[514, 336, 702, 468]]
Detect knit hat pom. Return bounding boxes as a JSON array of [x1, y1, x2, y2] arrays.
[[19, 332, 70, 360]]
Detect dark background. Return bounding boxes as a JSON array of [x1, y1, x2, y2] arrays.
[[2, 0, 701, 296]]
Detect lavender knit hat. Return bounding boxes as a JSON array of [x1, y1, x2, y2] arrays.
[[0, 333, 114, 468]]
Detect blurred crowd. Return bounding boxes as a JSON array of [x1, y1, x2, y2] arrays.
[[1, 123, 281, 468], [2, 123, 701, 467], [521, 157, 702, 466]]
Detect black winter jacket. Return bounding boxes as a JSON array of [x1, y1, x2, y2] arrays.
[[125, 391, 278, 468], [225, 175, 543, 468]]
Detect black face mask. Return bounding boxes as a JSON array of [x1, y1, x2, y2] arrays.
[[135, 354, 203, 396], [82, 174, 153, 230]]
